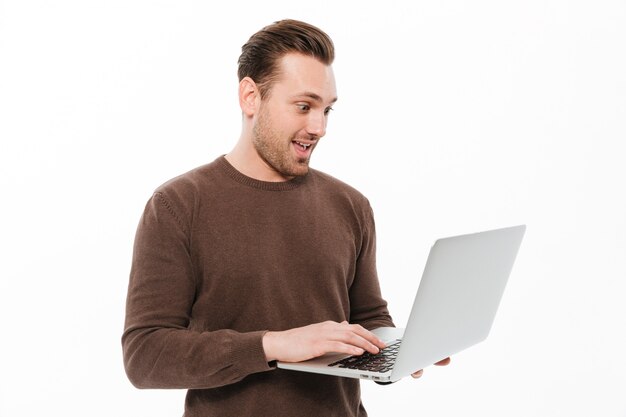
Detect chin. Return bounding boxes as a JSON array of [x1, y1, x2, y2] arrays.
[[283, 167, 309, 178], [291, 161, 311, 176]]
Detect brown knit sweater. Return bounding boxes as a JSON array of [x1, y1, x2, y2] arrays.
[[122, 155, 394, 416]]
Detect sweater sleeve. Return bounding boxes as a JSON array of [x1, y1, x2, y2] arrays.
[[121, 192, 274, 389], [348, 202, 396, 331]]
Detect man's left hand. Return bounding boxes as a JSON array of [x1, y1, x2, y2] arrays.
[[411, 357, 451, 378]]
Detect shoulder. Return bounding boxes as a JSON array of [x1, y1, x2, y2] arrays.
[[147, 157, 225, 224], [309, 168, 371, 205], [154, 157, 225, 200], [307, 169, 377, 240], [307, 169, 375, 226]]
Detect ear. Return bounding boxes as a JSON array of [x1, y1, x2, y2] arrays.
[[239, 77, 259, 117]]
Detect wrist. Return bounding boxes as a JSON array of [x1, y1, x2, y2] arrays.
[[262, 331, 279, 362]]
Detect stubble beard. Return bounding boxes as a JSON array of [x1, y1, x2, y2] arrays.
[[252, 108, 311, 178]]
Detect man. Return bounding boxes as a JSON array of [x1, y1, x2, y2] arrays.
[[122, 19, 448, 417]]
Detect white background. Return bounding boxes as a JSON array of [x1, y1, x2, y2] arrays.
[[1, 1, 625, 416]]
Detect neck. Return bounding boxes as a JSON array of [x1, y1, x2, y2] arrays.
[[225, 136, 293, 182]]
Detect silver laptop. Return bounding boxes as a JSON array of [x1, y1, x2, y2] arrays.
[[277, 224, 526, 384]]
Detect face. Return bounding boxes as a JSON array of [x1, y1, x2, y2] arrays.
[[252, 53, 337, 179]]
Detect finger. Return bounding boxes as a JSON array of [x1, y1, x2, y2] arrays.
[[332, 329, 380, 354], [330, 322, 381, 353], [435, 357, 451, 366], [344, 323, 387, 350], [411, 369, 424, 378], [343, 328, 386, 354], [315, 322, 379, 355], [324, 341, 365, 356]]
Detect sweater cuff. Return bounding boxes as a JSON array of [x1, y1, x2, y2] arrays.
[[231, 330, 275, 374]]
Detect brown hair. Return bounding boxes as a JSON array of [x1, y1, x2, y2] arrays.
[[237, 19, 335, 99]]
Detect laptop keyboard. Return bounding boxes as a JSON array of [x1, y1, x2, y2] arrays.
[[328, 340, 401, 373]]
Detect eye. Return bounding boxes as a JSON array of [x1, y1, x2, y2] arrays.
[[324, 106, 334, 116], [297, 103, 310, 112]]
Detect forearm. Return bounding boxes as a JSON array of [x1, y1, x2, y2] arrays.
[[122, 326, 273, 389], [122, 191, 276, 389]]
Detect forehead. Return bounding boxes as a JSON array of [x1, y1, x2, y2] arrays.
[[271, 53, 337, 104]]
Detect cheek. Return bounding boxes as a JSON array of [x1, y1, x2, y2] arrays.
[[262, 106, 304, 140]]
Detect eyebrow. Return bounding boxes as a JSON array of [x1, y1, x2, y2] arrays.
[[295, 92, 338, 105]]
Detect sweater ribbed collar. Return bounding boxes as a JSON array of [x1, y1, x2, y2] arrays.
[[217, 155, 308, 191]]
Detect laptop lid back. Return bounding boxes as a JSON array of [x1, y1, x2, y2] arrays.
[[390, 225, 526, 381]]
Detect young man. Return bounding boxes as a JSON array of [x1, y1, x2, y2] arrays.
[[122, 19, 448, 417]]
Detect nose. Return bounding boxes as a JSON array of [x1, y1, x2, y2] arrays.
[[305, 111, 327, 138]]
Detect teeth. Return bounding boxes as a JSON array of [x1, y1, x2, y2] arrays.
[[296, 142, 310, 149]]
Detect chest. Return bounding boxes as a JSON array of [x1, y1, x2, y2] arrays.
[[187, 191, 364, 329]]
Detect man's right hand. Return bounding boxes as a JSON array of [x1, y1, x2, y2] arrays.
[[262, 320, 386, 363]]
